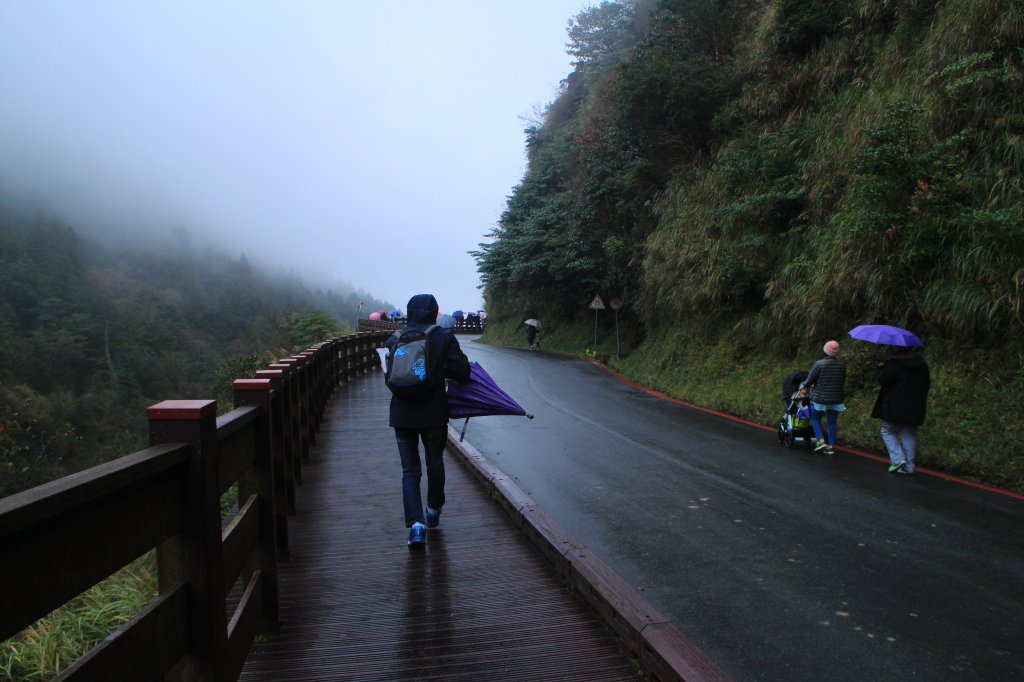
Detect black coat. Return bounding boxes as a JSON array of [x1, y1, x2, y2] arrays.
[[871, 352, 931, 425], [387, 294, 471, 429]]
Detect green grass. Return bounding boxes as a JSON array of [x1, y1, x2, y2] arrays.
[[0, 486, 240, 679], [0, 463, 255, 679], [0, 553, 158, 681], [481, 319, 1024, 493]]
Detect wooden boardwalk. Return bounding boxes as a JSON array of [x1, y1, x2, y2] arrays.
[[238, 371, 641, 681]]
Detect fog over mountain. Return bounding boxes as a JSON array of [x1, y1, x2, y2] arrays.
[[0, 1, 590, 314]]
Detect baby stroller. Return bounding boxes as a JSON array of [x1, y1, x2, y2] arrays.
[[776, 370, 814, 448]]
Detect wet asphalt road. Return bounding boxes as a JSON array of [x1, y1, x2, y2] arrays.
[[454, 339, 1024, 682]]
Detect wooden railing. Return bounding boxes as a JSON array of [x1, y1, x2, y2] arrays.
[[0, 331, 391, 681], [357, 317, 486, 334]]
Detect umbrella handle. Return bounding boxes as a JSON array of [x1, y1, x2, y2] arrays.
[[459, 417, 470, 442]]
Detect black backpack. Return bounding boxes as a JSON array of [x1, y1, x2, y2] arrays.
[[385, 325, 440, 400]]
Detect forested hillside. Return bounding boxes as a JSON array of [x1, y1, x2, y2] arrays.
[[477, 0, 1023, 488], [0, 207, 391, 497]]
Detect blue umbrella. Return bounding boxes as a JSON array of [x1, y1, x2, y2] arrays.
[[447, 362, 533, 441], [848, 324, 924, 347]]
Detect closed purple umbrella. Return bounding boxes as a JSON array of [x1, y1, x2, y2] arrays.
[[447, 362, 533, 440]]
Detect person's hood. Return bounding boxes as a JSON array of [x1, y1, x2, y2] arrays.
[[406, 294, 439, 325], [893, 352, 927, 371]]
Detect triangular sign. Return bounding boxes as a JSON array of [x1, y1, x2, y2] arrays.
[[589, 294, 605, 310]]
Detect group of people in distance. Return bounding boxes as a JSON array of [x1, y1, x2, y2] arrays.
[[799, 339, 931, 474]]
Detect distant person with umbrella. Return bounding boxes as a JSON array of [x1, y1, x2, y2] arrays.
[[849, 325, 930, 475], [800, 340, 847, 454], [524, 318, 541, 350], [385, 294, 470, 546]]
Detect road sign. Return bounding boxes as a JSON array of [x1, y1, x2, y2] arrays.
[[589, 294, 605, 310], [609, 297, 621, 311]]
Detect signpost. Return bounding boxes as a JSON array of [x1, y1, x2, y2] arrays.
[[589, 294, 605, 348], [609, 297, 621, 359]]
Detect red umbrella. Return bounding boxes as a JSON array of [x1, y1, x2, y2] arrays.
[[447, 362, 533, 441]]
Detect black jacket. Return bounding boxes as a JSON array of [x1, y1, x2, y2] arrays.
[[386, 294, 471, 429], [871, 351, 931, 425]]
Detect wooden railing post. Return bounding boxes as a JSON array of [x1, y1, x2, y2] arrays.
[[356, 334, 366, 378], [294, 354, 315, 451], [319, 343, 333, 403], [299, 350, 321, 437], [232, 379, 281, 630], [322, 341, 337, 401], [278, 356, 311, 463], [361, 332, 374, 372], [147, 400, 226, 682], [344, 335, 357, 382], [355, 333, 366, 373], [312, 345, 329, 414], [325, 338, 337, 388], [268, 363, 301, 487], [356, 333, 368, 376], [255, 368, 295, 524], [328, 338, 342, 393]]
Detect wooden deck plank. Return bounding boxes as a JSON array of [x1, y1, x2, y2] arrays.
[[239, 372, 641, 681]]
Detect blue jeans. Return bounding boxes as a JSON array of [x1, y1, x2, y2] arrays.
[[395, 426, 447, 527], [881, 422, 917, 472], [811, 409, 839, 445]]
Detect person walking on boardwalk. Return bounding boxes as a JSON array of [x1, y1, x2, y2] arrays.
[[800, 340, 847, 455], [872, 346, 931, 474], [385, 293, 471, 546]]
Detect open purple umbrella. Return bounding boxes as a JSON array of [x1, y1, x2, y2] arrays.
[[447, 362, 533, 441], [848, 324, 924, 347]]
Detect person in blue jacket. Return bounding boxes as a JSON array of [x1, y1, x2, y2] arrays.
[[385, 294, 471, 546]]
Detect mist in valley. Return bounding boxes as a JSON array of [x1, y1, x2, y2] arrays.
[[0, 1, 593, 315]]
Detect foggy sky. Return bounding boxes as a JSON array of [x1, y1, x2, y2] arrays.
[[0, 1, 592, 314]]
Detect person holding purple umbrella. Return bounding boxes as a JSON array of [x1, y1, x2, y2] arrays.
[[386, 294, 470, 546], [872, 346, 931, 475], [800, 340, 847, 454]]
